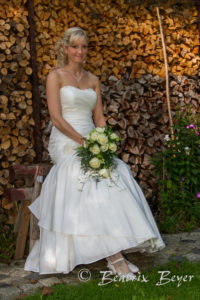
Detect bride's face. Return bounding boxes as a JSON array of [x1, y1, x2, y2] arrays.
[[65, 37, 88, 64]]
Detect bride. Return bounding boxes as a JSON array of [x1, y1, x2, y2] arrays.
[[24, 27, 165, 280]]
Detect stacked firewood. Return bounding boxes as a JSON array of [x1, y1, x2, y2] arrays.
[[0, 1, 35, 224], [0, 0, 200, 224], [33, 0, 200, 80], [102, 72, 200, 205]]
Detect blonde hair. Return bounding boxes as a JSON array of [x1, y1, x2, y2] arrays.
[[55, 27, 88, 67]]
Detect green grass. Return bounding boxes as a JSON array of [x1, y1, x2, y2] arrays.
[[17, 258, 200, 300]]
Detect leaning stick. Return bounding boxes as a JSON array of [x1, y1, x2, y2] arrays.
[[156, 7, 174, 140]]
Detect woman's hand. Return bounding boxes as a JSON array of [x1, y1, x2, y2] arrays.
[[79, 136, 85, 146]]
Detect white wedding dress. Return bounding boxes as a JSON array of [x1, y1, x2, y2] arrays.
[[24, 85, 165, 275]]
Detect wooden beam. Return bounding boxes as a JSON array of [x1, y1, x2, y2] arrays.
[[6, 188, 34, 202], [14, 200, 31, 260], [27, 0, 43, 162], [9, 164, 52, 181]]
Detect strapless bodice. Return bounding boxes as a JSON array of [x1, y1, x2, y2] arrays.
[[60, 85, 97, 122], [48, 86, 97, 164]]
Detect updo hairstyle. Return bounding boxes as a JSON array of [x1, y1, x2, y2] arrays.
[[55, 27, 88, 67]]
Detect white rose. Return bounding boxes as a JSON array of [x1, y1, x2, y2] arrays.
[[89, 157, 101, 169], [96, 127, 105, 133], [86, 134, 90, 140], [108, 143, 117, 152], [99, 168, 110, 178], [97, 133, 108, 145], [89, 144, 100, 155], [100, 144, 108, 152], [110, 133, 118, 140], [90, 132, 99, 141]]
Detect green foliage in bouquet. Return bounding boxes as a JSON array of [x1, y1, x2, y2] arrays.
[[75, 125, 121, 182], [151, 104, 200, 233]]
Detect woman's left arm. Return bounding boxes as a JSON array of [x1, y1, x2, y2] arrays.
[[92, 76, 107, 128]]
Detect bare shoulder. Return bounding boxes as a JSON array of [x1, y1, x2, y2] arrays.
[[46, 68, 61, 88], [47, 68, 59, 81], [86, 71, 100, 88]]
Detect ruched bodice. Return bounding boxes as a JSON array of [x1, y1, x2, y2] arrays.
[[60, 85, 97, 122], [48, 86, 97, 164]]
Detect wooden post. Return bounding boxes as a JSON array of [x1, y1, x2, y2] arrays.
[[27, 0, 43, 162], [14, 200, 31, 260]]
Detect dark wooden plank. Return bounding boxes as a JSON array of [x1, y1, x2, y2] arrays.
[[6, 188, 34, 202], [9, 164, 52, 180], [9, 165, 38, 181]]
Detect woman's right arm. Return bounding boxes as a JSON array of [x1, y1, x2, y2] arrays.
[[46, 70, 84, 145]]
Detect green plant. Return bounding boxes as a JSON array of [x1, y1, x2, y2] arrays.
[[151, 104, 200, 232], [0, 223, 17, 262]]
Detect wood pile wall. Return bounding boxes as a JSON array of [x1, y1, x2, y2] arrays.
[[0, 0, 199, 225]]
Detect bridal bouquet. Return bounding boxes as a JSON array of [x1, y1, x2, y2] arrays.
[[74, 125, 121, 187]]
